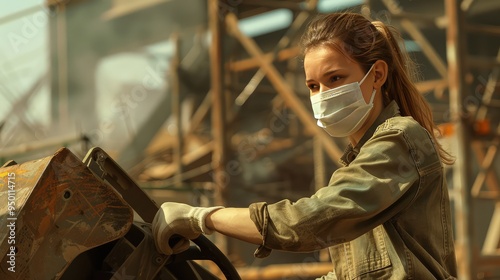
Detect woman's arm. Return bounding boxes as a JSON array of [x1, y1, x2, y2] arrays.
[[205, 207, 262, 245]]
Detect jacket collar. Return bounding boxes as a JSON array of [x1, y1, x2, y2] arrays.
[[339, 100, 401, 165]]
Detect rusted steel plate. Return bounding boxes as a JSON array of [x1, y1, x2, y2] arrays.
[[0, 148, 133, 279]]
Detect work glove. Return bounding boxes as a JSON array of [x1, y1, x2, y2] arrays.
[[152, 202, 224, 255]]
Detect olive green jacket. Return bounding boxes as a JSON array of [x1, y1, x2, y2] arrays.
[[249, 101, 457, 279]]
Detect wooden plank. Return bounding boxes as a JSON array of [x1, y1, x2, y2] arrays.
[[467, 24, 500, 36], [101, 0, 169, 20], [227, 47, 300, 72], [189, 91, 212, 133], [171, 33, 183, 187], [209, 0, 228, 254], [415, 79, 448, 94], [141, 141, 214, 180], [382, 0, 448, 78], [482, 202, 500, 255], [471, 140, 500, 197], [237, 262, 333, 280], [445, 0, 475, 278]]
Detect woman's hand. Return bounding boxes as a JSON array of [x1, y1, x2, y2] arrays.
[[152, 202, 224, 255]]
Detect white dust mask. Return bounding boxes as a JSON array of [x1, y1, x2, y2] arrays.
[[310, 65, 376, 137]]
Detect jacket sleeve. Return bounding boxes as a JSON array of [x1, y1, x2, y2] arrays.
[[249, 124, 421, 257]]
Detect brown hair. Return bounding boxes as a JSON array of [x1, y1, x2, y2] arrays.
[[300, 13, 454, 165]]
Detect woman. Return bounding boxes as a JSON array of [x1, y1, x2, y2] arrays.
[[152, 13, 458, 279]]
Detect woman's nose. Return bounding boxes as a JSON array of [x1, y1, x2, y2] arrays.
[[319, 84, 331, 93], [310, 84, 331, 97]]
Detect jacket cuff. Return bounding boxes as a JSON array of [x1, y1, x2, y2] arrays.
[[249, 202, 272, 258]]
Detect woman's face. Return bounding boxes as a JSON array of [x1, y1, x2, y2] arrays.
[[303, 45, 374, 104]]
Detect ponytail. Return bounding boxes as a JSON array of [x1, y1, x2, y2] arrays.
[[373, 21, 455, 165]]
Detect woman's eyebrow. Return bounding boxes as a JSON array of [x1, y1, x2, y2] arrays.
[[306, 68, 345, 83]]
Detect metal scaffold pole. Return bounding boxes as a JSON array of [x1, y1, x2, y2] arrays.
[[445, 0, 475, 279], [208, 0, 229, 255]]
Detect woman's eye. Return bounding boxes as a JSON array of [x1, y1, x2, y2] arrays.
[[307, 84, 318, 90], [330, 76, 342, 83]]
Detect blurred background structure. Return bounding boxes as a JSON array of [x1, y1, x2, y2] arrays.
[[0, 0, 499, 279]]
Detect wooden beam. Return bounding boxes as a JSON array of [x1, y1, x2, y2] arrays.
[[237, 262, 333, 280], [101, 0, 169, 20], [233, 4, 315, 107], [382, 0, 448, 78], [482, 202, 500, 255], [0, 134, 86, 159], [475, 49, 500, 121], [188, 91, 212, 133], [0, 5, 43, 26], [209, 0, 226, 197], [415, 79, 448, 94], [467, 24, 500, 37], [142, 141, 214, 180], [471, 128, 500, 197], [170, 32, 183, 187], [446, 0, 475, 278], [240, 0, 304, 11], [209, 0, 228, 254], [227, 47, 300, 72], [387, 13, 446, 28], [468, 56, 500, 69]]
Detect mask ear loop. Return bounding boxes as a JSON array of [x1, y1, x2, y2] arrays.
[[360, 64, 377, 106], [367, 89, 377, 106], [359, 64, 375, 85]]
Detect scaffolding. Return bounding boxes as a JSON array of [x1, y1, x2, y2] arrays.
[[1, 0, 498, 278], [202, 0, 500, 278]]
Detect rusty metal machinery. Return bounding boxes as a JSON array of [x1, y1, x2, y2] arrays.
[[0, 147, 240, 280]]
